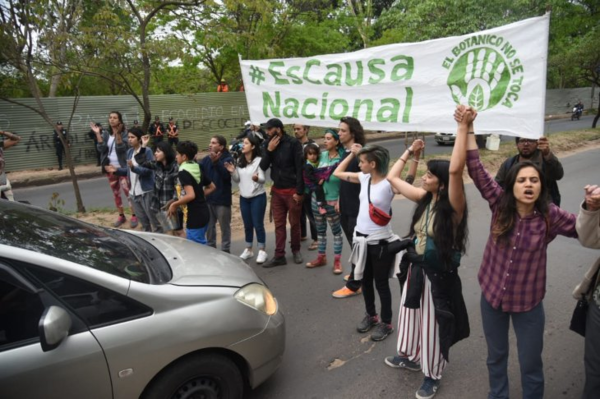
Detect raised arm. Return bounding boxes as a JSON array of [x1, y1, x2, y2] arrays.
[[448, 105, 474, 222], [333, 144, 361, 184], [387, 140, 426, 201], [456, 107, 503, 208]]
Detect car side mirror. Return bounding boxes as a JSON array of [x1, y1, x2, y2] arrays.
[[38, 306, 72, 352]]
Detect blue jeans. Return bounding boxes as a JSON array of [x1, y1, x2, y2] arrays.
[[187, 226, 208, 245], [239, 193, 267, 249], [480, 295, 545, 399]]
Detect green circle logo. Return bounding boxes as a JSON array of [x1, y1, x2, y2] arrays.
[[447, 48, 511, 111]]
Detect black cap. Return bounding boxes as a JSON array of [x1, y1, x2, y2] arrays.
[[133, 120, 139, 124], [263, 118, 284, 130], [56, 121, 63, 125]]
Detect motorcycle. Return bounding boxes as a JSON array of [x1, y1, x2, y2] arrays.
[[572, 106, 583, 121]]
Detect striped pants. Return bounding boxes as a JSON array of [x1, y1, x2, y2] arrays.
[[396, 266, 447, 380], [311, 195, 343, 256]]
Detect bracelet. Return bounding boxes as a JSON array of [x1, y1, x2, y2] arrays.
[[399, 157, 408, 163], [411, 159, 419, 163], [468, 131, 475, 135]]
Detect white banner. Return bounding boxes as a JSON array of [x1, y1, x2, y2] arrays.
[[240, 14, 549, 138]]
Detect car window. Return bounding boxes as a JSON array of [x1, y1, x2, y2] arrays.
[[0, 201, 171, 284], [24, 266, 152, 329], [0, 278, 44, 349]]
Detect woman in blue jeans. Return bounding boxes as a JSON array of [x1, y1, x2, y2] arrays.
[[225, 134, 268, 264]]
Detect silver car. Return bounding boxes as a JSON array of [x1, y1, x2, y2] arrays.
[[0, 201, 285, 399]]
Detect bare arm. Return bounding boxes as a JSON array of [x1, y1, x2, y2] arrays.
[[204, 182, 216, 197], [387, 139, 426, 200], [333, 146, 361, 184], [448, 105, 475, 222]]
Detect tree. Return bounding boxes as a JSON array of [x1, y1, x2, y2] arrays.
[[0, 0, 87, 212]]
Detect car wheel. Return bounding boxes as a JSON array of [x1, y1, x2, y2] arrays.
[[143, 354, 244, 399]]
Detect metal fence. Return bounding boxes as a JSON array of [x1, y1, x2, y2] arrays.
[[0, 93, 249, 172]]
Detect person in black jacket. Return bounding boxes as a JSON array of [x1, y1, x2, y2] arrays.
[[53, 121, 69, 170], [495, 136, 564, 206], [260, 118, 305, 267]]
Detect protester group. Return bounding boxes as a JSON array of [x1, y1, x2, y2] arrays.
[[1, 105, 599, 399]]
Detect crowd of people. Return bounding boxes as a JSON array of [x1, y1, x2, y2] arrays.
[[1, 105, 599, 399]]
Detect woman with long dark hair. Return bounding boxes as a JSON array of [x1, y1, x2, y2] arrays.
[[306, 129, 344, 274], [225, 134, 268, 264], [385, 119, 469, 399], [137, 137, 180, 232], [457, 106, 578, 399], [91, 111, 136, 228]]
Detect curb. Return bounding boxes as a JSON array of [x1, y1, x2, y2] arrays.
[[11, 171, 103, 189]]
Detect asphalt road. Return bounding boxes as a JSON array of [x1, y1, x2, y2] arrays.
[[11, 116, 595, 211], [241, 147, 599, 399]]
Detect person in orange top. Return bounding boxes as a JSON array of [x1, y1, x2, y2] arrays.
[[217, 79, 229, 92], [167, 117, 179, 147]]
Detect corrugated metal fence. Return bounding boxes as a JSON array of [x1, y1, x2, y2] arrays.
[[0, 93, 249, 172]]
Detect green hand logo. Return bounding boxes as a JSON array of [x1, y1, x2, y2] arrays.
[[448, 48, 510, 111]]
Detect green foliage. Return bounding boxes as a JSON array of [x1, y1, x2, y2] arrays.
[[1, 0, 598, 100]]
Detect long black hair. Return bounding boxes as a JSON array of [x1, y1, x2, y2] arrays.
[[408, 159, 469, 269], [155, 141, 176, 166], [109, 111, 125, 134], [492, 161, 549, 244], [238, 134, 262, 168]]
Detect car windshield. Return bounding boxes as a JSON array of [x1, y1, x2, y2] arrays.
[[0, 201, 171, 284]]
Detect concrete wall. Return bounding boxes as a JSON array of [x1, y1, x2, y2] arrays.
[[0, 93, 249, 172], [1, 87, 596, 171], [545, 86, 596, 115]]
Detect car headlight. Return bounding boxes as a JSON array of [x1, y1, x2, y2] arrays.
[[234, 283, 278, 315]]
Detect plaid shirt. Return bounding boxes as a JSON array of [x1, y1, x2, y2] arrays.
[[467, 150, 577, 312], [136, 151, 178, 210]]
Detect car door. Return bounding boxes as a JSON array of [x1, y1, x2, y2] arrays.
[[0, 262, 112, 399]]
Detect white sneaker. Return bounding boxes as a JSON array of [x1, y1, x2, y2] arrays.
[[240, 248, 254, 260], [256, 250, 268, 264]]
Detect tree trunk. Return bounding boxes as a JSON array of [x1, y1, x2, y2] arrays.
[[593, 92, 600, 128], [140, 24, 153, 136]]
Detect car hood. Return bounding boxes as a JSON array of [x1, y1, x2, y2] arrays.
[[131, 232, 261, 287]]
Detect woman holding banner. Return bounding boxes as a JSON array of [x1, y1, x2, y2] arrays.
[[456, 105, 579, 399], [384, 112, 469, 399]]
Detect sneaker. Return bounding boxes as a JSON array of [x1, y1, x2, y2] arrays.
[[416, 377, 440, 399], [293, 252, 303, 264], [130, 216, 139, 229], [371, 323, 393, 341], [308, 240, 319, 251], [357, 314, 379, 333], [384, 356, 421, 371], [113, 215, 126, 228], [343, 274, 350, 282], [306, 254, 327, 268], [263, 256, 287, 268], [256, 250, 268, 264], [332, 287, 361, 298], [333, 258, 342, 274], [240, 249, 254, 260]]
